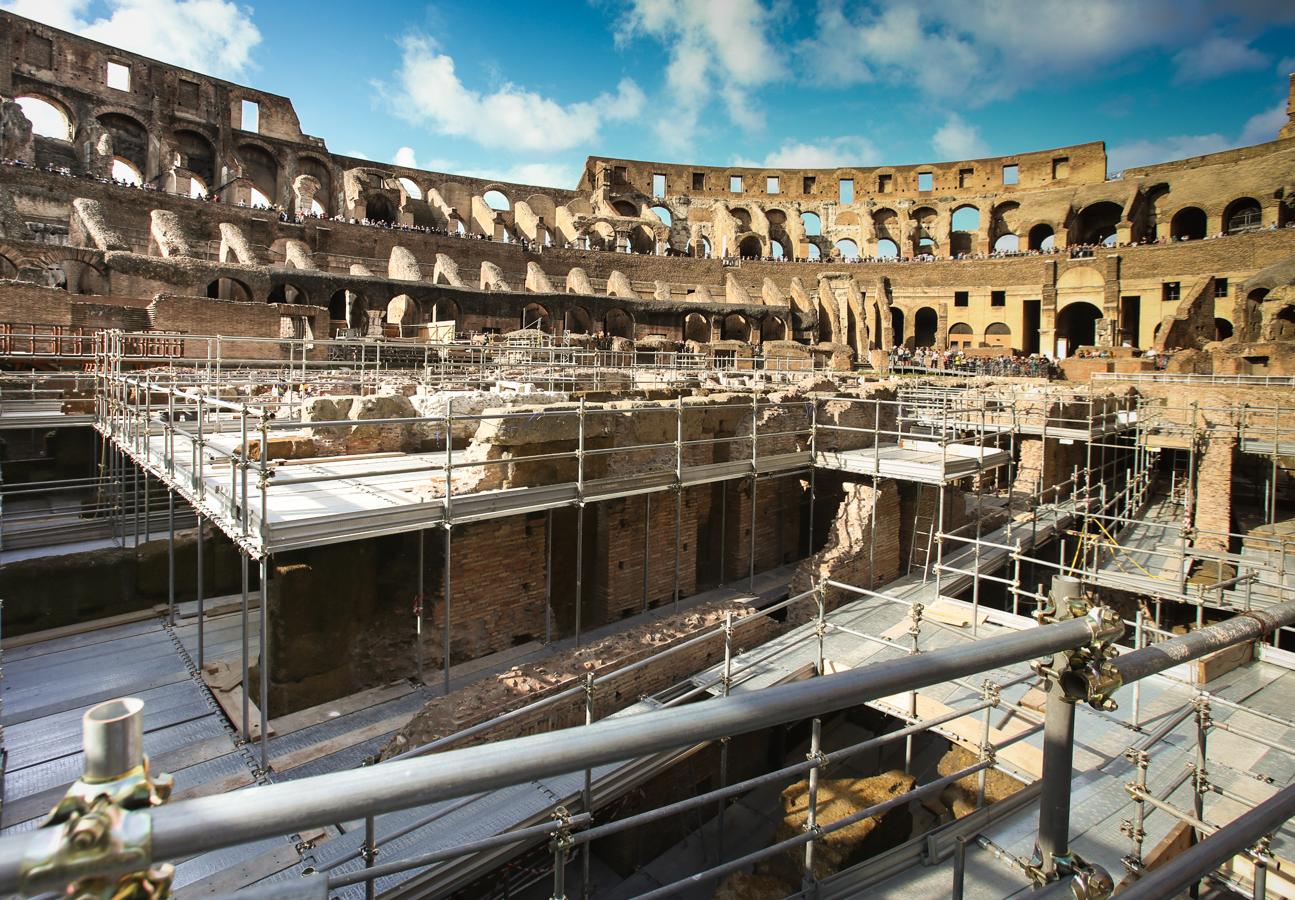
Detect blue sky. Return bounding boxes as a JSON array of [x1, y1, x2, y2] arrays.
[[5, 0, 1294, 188]]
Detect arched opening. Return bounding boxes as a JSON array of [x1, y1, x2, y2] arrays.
[[98, 112, 149, 176], [700, 237, 713, 259], [738, 235, 762, 259], [816, 303, 834, 343], [111, 157, 142, 185], [806, 243, 821, 260], [835, 239, 860, 259], [398, 178, 422, 200], [1224, 198, 1262, 235], [565, 306, 593, 335], [684, 313, 710, 343], [1214, 318, 1234, 341], [329, 289, 368, 331], [16, 95, 74, 140], [430, 297, 459, 324], [1272, 306, 1295, 341], [1076, 202, 1122, 245], [984, 322, 1012, 348], [914, 307, 938, 348], [522, 303, 553, 332], [651, 205, 672, 227], [189, 175, 208, 198], [950, 205, 980, 257], [1028, 224, 1055, 251], [207, 278, 252, 302], [268, 283, 308, 304], [629, 226, 656, 255], [366, 194, 397, 223], [238, 143, 279, 207], [612, 199, 639, 218], [605, 308, 634, 339], [993, 233, 1020, 252], [329, 290, 347, 322], [1170, 206, 1206, 241], [948, 322, 973, 349], [730, 208, 753, 232], [173, 129, 216, 189], [297, 156, 332, 216], [876, 239, 899, 259], [890, 307, 904, 345], [802, 212, 822, 236], [722, 313, 751, 342], [387, 294, 418, 327], [912, 207, 938, 256], [1055, 301, 1103, 357], [483, 190, 511, 211], [770, 237, 788, 260], [761, 316, 786, 341]]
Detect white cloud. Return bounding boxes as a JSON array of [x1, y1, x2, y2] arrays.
[[393, 146, 419, 168], [1107, 133, 1231, 174], [1239, 101, 1288, 145], [380, 150, 579, 189], [733, 136, 880, 169], [1280, 56, 1295, 75], [800, 0, 1295, 104], [932, 114, 988, 160], [1173, 36, 1266, 82], [382, 35, 644, 153], [617, 0, 783, 150], [1, 0, 261, 78]]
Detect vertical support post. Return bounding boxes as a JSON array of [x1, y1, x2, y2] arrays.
[[718, 612, 734, 862], [574, 503, 585, 647], [1190, 694, 1212, 898], [443, 523, 453, 695], [952, 836, 967, 900], [750, 394, 758, 592], [674, 396, 683, 610], [240, 550, 249, 741], [362, 814, 376, 900], [905, 601, 922, 774], [802, 717, 823, 893], [977, 681, 998, 809], [582, 672, 594, 900], [167, 490, 176, 626], [416, 529, 424, 684], [1132, 608, 1144, 728], [259, 555, 270, 772], [642, 493, 651, 612], [545, 509, 553, 645], [196, 516, 205, 670], [1037, 677, 1077, 877], [1122, 748, 1149, 874]]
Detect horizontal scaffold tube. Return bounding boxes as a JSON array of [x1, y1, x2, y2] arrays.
[[0, 613, 1114, 894], [1116, 781, 1295, 900], [1107, 600, 1295, 687]]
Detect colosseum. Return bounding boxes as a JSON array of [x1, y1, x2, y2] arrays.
[[0, 8, 1294, 900]]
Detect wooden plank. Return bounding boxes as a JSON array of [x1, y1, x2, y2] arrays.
[[270, 712, 411, 774], [269, 681, 414, 736], [875, 691, 1044, 779], [2, 606, 165, 650], [202, 660, 275, 740]]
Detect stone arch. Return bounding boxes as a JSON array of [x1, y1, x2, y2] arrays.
[[366, 194, 398, 223], [612, 199, 638, 217], [268, 283, 309, 304], [802, 211, 822, 236], [482, 188, 511, 211], [650, 205, 673, 227], [329, 288, 368, 331], [173, 128, 216, 188], [1223, 197, 1262, 234], [684, 312, 710, 342], [1075, 201, 1122, 245], [387, 294, 418, 326], [835, 238, 860, 259], [427, 296, 458, 324], [722, 313, 751, 342], [1028, 223, 1055, 251], [911, 206, 938, 255], [873, 208, 899, 243], [522, 302, 553, 332], [16, 94, 74, 140], [994, 234, 1020, 252], [565, 305, 593, 335], [398, 178, 422, 200], [111, 156, 142, 185], [890, 307, 904, 344], [97, 111, 149, 175], [237, 142, 280, 206], [1055, 301, 1103, 356], [949, 204, 980, 256], [1169, 206, 1206, 241], [948, 322, 973, 347], [806, 243, 821, 260], [914, 307, 938, 348], [1056, 266, 1104, 309], [738, 235, 763, 258], [731, 208, 753, 231], [605, 308, 634, 339], [1214, 317, 1234, 341], [875, 239, 899, 259], [984, 321, 1012, 348], [630, 225, 655, 254], [297, 155, 332, 215], [207, 277, 252, 302], [762, 315, 787, 341]]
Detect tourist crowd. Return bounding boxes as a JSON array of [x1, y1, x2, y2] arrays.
[[888, 345, 1061, 378]]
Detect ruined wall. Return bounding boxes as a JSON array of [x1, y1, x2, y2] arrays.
[[790, 478, 902, 612], [1193, 435, 1237, 549]]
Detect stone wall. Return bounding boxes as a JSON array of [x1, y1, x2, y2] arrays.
[[790, 478, 902, 613]]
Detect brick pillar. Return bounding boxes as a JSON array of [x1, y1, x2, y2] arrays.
[[1193, 436, 1236, 551], [592, 492, 700, 622], [791, 479, 901, 615], [724, 477, 805, 582]]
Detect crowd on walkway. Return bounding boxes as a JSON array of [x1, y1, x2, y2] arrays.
[[888, 345, 1061, 378]]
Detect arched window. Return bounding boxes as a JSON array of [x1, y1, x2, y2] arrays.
[[366, 194, 397, 223], [398, 178, 422, 200], [566, 306, 592, 335], [268, 283, 308, 304], [522, 303, 552, 332], [651, 205, 672, 227], [993, 233, 1019, 252], [806, 243, 821, 260], [914, 307, 938, 347], [770, 239, 786, 260], [1076, 202, 1122, 245], [207, 278, 252, 302], [738, 235, 762, 258], [984, 322, 1012, 347], [802, 212, 822, 236], [835, 239, 860, 259], [1170, 206, 1206, 241], [111, 157, 142, 185], [189, 175, 208, 199], [875, 239, 898, 259], [1214, 318, 1234, 341], [1224, 198, 1261, 234], [483, 190, 510, 211], [722, 313, 750, 342], [16, 95, 73, 140], [684, 313, 710, 343], [948, 322, 974, 348], [1028, 224, 1055, 251], [950, 206, 980, 232], [1055, 302, 1103, 357], [700, 236, 712, 259], [605, 308, 634, 339]]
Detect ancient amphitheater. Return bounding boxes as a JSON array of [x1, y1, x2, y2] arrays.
[[1, 8, 1295, 900]]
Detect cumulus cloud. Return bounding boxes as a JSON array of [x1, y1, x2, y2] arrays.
[[1, 0, 261, 77], [1106, 134, 1232, 174], [733, 136, 879, 168], [617, 0, 784, 151], [1239, 101, 1288, 145], [1173, 36, 1267, 83], [392, 146, 419, 168], [383, 149, 578, 189], [932, 114, 988, 160], [800, 0, 1295, 104], [382, 35, 644, 153]]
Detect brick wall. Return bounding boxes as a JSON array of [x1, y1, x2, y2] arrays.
[[1193, 435, 1236, 550], [790, 478, 901, 614], [592, 491, 701, 621]]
